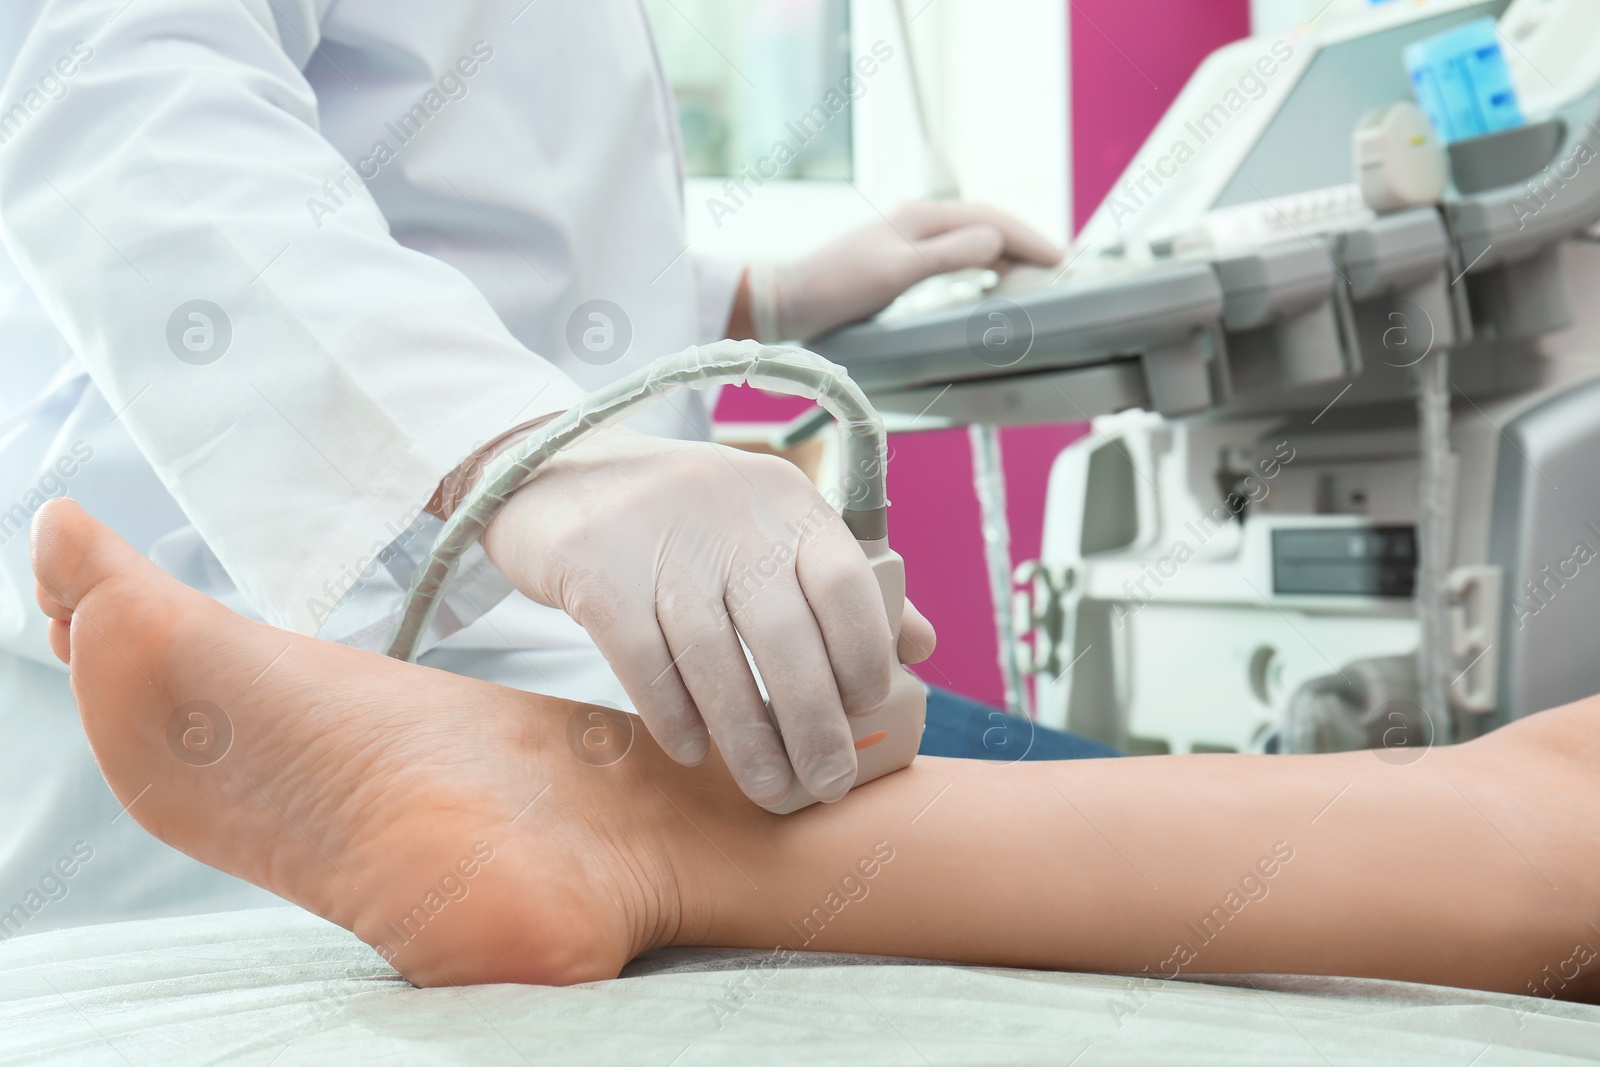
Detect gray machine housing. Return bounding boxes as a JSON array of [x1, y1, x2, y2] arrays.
[[811, 9, 1600, 745]]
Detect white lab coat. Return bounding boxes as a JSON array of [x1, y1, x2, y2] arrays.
[[0, 0, 749, 925], [0, 0, 743, 682]]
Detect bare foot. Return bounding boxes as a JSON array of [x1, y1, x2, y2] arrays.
[[28, 498, 757, 987], [31, 499, 1600, 999]]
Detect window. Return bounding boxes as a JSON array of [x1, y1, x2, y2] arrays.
[[644, 0, 855, 182], [645, 0, 1070, 260]]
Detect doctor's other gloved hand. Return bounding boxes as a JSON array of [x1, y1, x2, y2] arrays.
[[746, 200, 1063, 343], [480, 426, 937, 808]]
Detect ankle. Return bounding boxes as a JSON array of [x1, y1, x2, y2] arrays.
[[621, 753, 789, 955]]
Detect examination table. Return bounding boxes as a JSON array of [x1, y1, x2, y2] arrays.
[[4, 906, 1599, 1065]]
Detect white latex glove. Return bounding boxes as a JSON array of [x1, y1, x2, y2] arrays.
[[748, 201, 1064, 343], [481, 426, 938, 806]]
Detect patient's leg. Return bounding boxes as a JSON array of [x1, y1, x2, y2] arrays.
[[32, 499, 1600, 998]]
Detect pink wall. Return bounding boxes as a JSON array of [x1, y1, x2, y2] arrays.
[[717, 0, 1251, 706], [1072, 1, 1254, 226]]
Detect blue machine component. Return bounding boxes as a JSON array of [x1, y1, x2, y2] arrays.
[[1404, 17, 1526, 144]]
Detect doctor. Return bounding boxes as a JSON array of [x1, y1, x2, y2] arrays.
[[0, 0, 1061, 809]]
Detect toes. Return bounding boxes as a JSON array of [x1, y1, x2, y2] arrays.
[[30, 498, 162, 666], [46, 617, 70, 664], [35, 579, 71, 622], [30, 497, 149, 614]]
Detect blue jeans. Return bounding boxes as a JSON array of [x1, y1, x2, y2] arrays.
[[917, 687, 1122, 761]]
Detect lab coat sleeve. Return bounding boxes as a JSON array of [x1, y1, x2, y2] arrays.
[[692, 253, 746, 344], [0, 0, 587, 638]]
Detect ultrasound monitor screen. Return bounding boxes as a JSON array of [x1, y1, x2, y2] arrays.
[[1212, 3, 1512, 209]]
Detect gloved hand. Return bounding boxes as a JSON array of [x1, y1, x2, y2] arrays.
[[747, 200, 1063, 343], [480, 426, 937, 807]]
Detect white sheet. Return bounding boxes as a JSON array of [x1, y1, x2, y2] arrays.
[[3, 907, 1597, 1066]]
